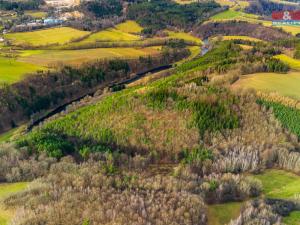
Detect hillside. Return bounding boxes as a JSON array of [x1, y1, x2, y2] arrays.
[[0, 0, 300, 225]]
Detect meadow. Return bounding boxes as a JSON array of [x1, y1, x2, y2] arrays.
[[0, 182, 29, 225], [211, 35, 263, 42], [207, 202, 243, 225], [254, 169, 300, 199], [232, 72, 300, 100], [4, 27, 90, 46], [0, 56, 45, 83], [18, 47, 161, 67], [274, 54, 300, 70], [210, 9, 300, 36], [115, 20, 143, 34], [24, 10, 47, 19], [166, 30, 202, 45], [207, 169, 300, 225]]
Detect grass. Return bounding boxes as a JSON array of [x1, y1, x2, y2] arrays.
[[207, 202, 243, 225], [283, 211, 300, 225], [78, 28, 140, 44], [254, 169, 300, 199], [166, 30, 202, 45], [5, 27, 90, 46], [211, 10, 241, 20], [115, 20, 143, 34], [210, 9, 300, 36], [0, 128, 18, 143], [232, 72, 300, 100], [24, 10, 47, 18], [18, 47, 160, 67], [274, 54, 300, 70], [212, 35, 263, 42], [0, 182, 29, 225], [0, 56, 45, 83], [210, 9, 258, 21], [207, 169, 300, 225]]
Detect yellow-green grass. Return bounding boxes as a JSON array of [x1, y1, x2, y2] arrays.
[[207, 169, 300, 225], [211, 9, 259, 21], [0, 128, 17, 143], [254, 169, 300, 199], [173, 0, 196, 4], [270, 0, 299, 6], [207, 202, 243, 225], [232, 72, 300, 100], [78, 28, 141, 44], [211, 35, 263, 43], [115, 20, 143, 34], [254, 170, 300, 225], [0, 182, 29, 225], [0, 56, 45, 84], [5, 27, 90, 46], [274, 54, 300, 70], [283, 211, 300, 225], [215, 0, 236, 7], [239, 44, 253, 50], [166, 30, 202, 45], [24, 10, 47, 18], [18, 47, 160, 67]]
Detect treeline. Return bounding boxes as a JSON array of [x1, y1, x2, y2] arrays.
[[79, 0, 123, 19], [0, 0, 44, 11], [194, 21, 291, 41], [127, 0, 223, 35], [0, 48, 189, 134], [66, 0, 125, 31]]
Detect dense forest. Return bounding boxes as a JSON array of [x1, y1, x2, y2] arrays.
[[128, 0, 223, 34], [0, 0, 44, 11]]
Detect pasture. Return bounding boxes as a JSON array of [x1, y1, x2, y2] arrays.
[[18, 47, 160, 67], [166, 30, 202, 44], [115, 20, 143, 34], [207, 169, 300, 225], [24, 10, 47, 18], [207, 202, 243, 225], [0, 182, 29, 225], [232, 72, 300, 100], [76, 25, 141, 44], [210, 9, 300, 36], [0, 56, 44, 83], [254, 169, 300, 199], [5, 27, 90, 46], [274, 54, 300, 70]]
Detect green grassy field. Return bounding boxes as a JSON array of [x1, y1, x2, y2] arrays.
[[207, 202, 243, 225], [166, 30, 202, 44], [0, 182, 29, 225], [24, 10, 47, 18], [78, 28, 141, 44], [115, 20, 143, 34], [232, 72, 300, 100], [18, 47, 160, 67], [207, 170, 300, 225], [283, 211, 300, 225], [211, 35, 263, 42], [274, 54, 300, 70], [5, 27, 90, 46], [0, 56, 45, 83], [210, 9, 300, 36], [254, 169, 300, 199]]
